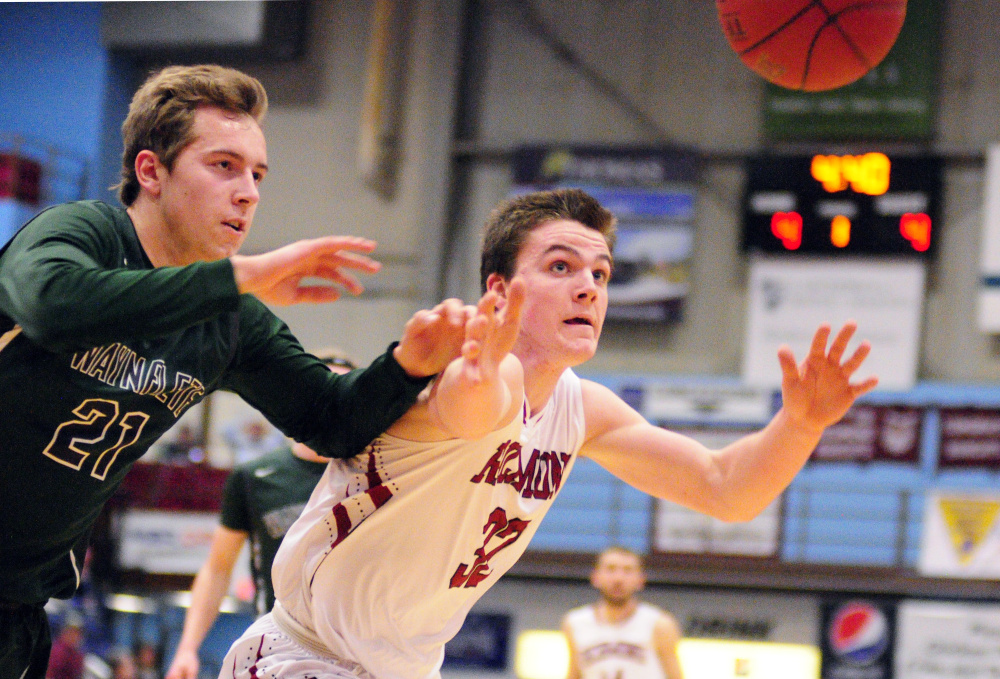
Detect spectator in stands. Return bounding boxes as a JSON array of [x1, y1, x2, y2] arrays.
[[222, 419, 285, 465], [135, 642, 161, 679], [109, 649, 138, 679], [45, 612, 85, 679]]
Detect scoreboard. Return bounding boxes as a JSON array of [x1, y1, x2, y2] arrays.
[[741, 153, 943, 257]]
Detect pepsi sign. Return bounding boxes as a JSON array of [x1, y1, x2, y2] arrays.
[[821, 598, 896, 679]]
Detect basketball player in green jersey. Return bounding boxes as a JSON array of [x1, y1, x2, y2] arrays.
[[0, 64, 474, 679]]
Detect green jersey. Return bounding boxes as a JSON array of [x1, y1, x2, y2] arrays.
[[219, 446, 326, 615], [0, 201, 430, 605]]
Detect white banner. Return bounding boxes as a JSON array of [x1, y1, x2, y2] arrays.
[[896, 600, 1000, 679], [977, 144, 1000, 332], [654, 429, 780, 557], [743, 257, 924, 390], [118, 509, 224, 575], [643, 383, 773, 426], [918, 490, 1000, 578]]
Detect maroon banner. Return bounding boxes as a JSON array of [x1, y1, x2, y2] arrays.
[[111, 462, 229, 512], [811, 405, 922, 464], [938, 408, 1000, 469]]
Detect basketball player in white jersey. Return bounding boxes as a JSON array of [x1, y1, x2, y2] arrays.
[[219, 187, 878, 679], [563, 547, 684, 679]]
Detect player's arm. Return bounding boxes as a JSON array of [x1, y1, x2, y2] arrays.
[[164, 526, 247, 679], [1, 204, 384, 352], [560, 616, 583, 679], [579, 322, 878, 522], [425, 282, 525, 439], [0, 207, 241, 351], [653, 612, 685, 679], [222, 286, 504, 458]]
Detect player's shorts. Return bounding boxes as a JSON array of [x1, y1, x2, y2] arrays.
[[219, 613, 374, 679], [0, 602, 51, 679]]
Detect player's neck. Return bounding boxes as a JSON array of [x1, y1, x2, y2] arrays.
[[127, 199, 179, 268], [597, 598, 638, 624], [517, 350, 568, 417]]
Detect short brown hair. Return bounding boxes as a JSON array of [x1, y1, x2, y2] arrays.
[[479, 188, 616, 291], [117, 64, 268, 206], [594, 545, 643, 569]]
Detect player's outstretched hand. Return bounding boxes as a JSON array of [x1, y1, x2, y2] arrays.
[[777, 320, 879, 433], [230, 236, 381, 306], [393, 298, 476, 378], [459, 277, 526, 384], [164, 649, 198, 679]]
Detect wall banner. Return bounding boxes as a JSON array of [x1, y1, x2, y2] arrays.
[[820, 597, 896, 679], [811, 404, 922, 464], [117, 509, 219, 575], [918, 490, 1000, 578], [512, 146, 700, 323], [743, 257, 925, 390], [762, 0, 942, 140], [937, 407, 1000, 469], [896, 600, 1000, 679]]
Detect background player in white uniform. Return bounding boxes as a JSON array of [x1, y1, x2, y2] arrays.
[[563, 546, 684, 679], [220, 187, 879, 679]]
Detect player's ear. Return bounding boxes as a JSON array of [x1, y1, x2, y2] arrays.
[[134, 149, 166, 197], [485, 273, 509, 299]]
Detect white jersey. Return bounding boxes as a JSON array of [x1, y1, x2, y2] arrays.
[[271, 369, 586, 679], [564, 603, 669, 679]]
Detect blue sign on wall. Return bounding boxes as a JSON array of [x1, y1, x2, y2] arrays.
[[443, 612, 511, 671]]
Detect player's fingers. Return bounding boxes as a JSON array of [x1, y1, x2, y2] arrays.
[[827, 320, 858, 363], [465, 309, 489, 344], [503, 278, 526, 326], [806, 324, 832, 361], [292, 237, 380, 275], [308, 235, 378, 254], [458, 303, 482, 337], [475, 291, 500, 328], [312, 265, 367, 295], [315, 250, 382, 274], [291, 286, 343, 304], [851, 375, 880, 397], [841, 339, 872, 374], [461, 336, 483, 363], [776, 345, 799, 381], [436, 298, 468, 327], [407, 307, 442, 334]]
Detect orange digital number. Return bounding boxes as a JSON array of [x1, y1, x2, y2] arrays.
[[811, 153, 890, 196]]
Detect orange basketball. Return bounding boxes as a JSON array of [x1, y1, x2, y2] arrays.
[[716, 0, 907, 92]]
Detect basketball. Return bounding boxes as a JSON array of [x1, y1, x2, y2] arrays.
[[716, 0, 908, 92]]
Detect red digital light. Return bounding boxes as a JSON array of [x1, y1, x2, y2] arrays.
[[900, 213, 931, 252], [771, 212, 802, 250]]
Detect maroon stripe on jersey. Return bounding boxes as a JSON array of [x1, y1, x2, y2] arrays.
[[331, 503, 352, 547], [238, 635, 265, 679]]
